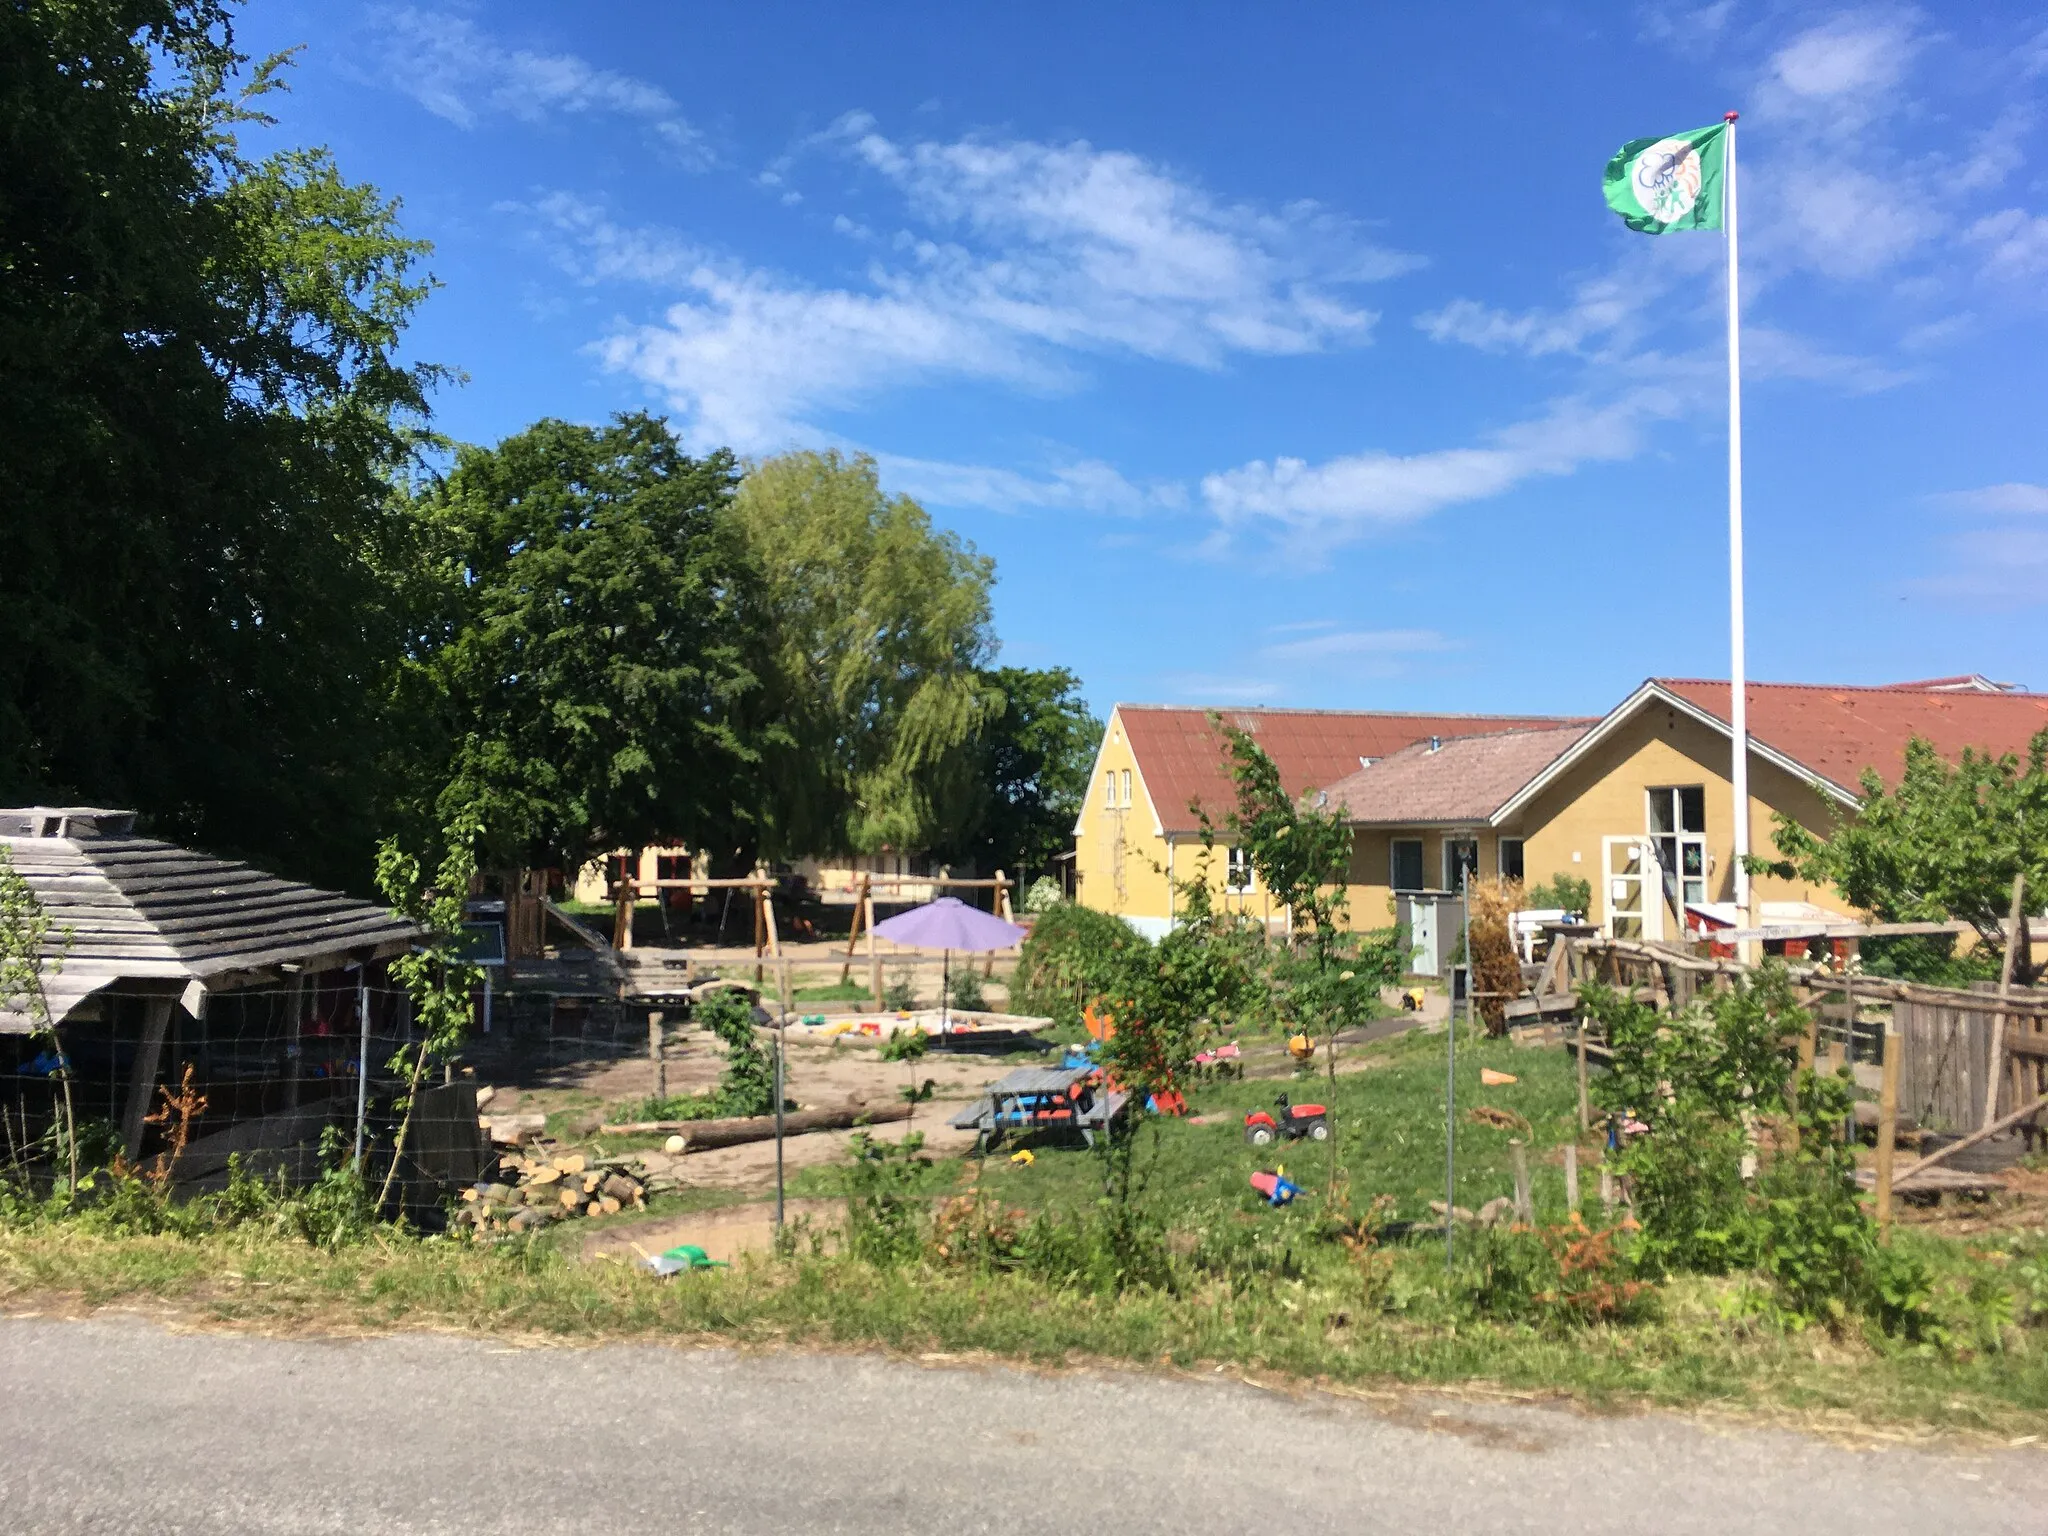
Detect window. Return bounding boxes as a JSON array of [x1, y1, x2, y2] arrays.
[[1120, 769, 1132, 807], [1497, 838, 1525, 882], [1647, 786, 1708, 910], [1444, 836, 1479, 891], [1390, 838, 1424, 892], [1226, 847, 1253, 891], [1104, 771, 1116, 808]]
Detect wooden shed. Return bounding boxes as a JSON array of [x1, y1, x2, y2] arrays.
[[1, 807, 417, 1177]]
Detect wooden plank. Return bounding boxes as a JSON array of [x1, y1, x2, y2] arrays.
[[120, 997, 174, 1160], [1983, 874, 2027, 1131]]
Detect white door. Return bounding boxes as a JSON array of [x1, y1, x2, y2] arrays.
[[1601, 836, 1664, 941], [1411, 898, 1438, 975]]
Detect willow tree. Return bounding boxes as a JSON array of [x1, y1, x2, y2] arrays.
[[731, 451, 999, 861]]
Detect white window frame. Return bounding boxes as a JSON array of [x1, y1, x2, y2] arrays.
[[1225, 846, 1253, 892], [1103, 770, 1116, 808], [1443, 835, 1480, 892], [1120, 768, 1132, 808], [1390, 838, 1424, 893]]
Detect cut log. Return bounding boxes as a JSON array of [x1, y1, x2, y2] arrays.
[[553, 1153, 587, 1176], [597, 1100, 912, 1147]]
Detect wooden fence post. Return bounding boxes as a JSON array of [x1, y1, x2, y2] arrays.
[[1983, 873, 2026, 1131], [1575, 1019, 1590, 1132], [1510, 1139, 1532, 1225], [1563, 1143, 1580, 1215], [866, 888, 882, 1007], [648, 1010, 666, 1101], [839, 874, 870, 985], [1875, 1013, 1902, 1237]]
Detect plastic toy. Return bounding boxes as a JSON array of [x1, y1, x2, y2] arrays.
[[646, 1243, 727, 1275], [1248, 1169, 1301, 1206], [1286, 1032, 1316, 1061], [1243, 1093, 1329, 1146], [1009, 1149, 1035, 1166], [1192, 1043, 1241, 1066]]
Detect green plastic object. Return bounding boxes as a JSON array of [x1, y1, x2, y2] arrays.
[[648, 1242, 727, 1275]]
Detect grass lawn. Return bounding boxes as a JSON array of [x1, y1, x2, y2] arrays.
[[5, 1023, 2047, 1438]]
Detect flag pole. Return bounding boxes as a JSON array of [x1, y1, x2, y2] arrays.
[[1723, 110, 1751, 945]]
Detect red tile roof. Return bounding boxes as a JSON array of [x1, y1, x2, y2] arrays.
[[1321, 726, 1591, 824], [1656, 679, 2048, 793], [1118, 705, 1589, 834]]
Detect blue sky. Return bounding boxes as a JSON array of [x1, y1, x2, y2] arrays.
[[238, 1, 2048, 716]]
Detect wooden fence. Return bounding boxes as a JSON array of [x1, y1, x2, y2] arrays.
[[1896, 986, 2048, 1135]]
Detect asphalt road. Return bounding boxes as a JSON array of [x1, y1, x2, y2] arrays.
[[1, 1317, 2036, 1534]]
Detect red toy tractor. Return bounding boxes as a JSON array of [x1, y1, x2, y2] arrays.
[[1243, 1093, 1329, 1146]]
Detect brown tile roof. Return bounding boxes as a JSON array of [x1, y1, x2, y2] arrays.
[[1319, 726, 1592, 824], [1118, 705, 1589, 835], [1656, 680, 2048, 793]]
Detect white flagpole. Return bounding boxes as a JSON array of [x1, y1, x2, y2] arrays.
[[1723, 110, 1750, 935]]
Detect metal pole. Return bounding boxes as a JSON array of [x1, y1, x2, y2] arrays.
[[1446, 872, 1466, 1268], [1723, 111, 1752, 941], [353, 969, 371, 1169], [774, 954, 790, 1228]]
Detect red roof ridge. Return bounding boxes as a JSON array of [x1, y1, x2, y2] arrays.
[[1653, 676, 2037, 698], [1113, 702, 1596, 722]]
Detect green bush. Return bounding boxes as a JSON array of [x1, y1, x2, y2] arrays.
[[948, 966, 987, 1011], [693, 988, 780, 1117], [1526, 874, 1592, 916], [1008, 901, 1152, 1028], [843, 1131, 931, 1266]]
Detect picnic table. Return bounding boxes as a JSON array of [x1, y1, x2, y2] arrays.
[[949, 1065, 1128, 1150]]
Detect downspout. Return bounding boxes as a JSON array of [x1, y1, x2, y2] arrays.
[[1166, 837, 1176, 931]]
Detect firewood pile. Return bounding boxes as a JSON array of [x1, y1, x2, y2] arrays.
[[453, 1146, 688, 1234]]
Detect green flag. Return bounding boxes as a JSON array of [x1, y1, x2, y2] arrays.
[[1603, 123, 1727, 233]]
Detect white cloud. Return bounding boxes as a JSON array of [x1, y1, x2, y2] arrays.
[[875, 454, 1187, 517], [1933, 483, 2048, 515], [1967, 208, 2048, 280], [1200, 395, 1662, 548], [1744, 325, 1910, 392], [1160, 674, 1285, 704], [1762, 14, 1919, 116], [529, 119, 1419, 447], [1916, 526, 2048, 606], [1256, 628, 1453, 663], [375, 8, 709, 166]]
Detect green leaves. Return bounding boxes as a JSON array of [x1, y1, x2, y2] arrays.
[[1762, 728, 2048, 983], [731, 450, 998, 859], [401, 414, 759, 872]]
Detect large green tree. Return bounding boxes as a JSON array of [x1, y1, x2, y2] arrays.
[[0, 1, 440, 888], [942, 666, 1101, 881], [731, 451, 998, 858], [401, 415, 767, 874], [1760, 730, 2048, 985]]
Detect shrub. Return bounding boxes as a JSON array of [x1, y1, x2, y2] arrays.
[[1022, 876, 1063, 914], [1009, 901, 1151, 1028], [948, 966, 987, 1011], [881, 966, 918, 1011], [694, 988, 780, 1117], [1465, 878, 1524, 1035], [843, 1131, 930, 1266], [1527, 874, 1591, 918]]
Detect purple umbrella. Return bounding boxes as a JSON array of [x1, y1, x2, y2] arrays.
[[870, 897, 1026, 1038]]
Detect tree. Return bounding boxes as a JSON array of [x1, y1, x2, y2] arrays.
[[1756, 730, 2048, 985], [1218, 720, 1402, 1192], [0, 847, 77, 1196], [401, 415, 767, 874], [0, 2, 443, 889], [729, 451, 999, 859], [944, 666, 1101, 881]]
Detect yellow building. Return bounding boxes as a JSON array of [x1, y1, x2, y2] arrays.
[[1077, 678, 2048, 945]]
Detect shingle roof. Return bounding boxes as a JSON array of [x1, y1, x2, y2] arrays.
[[1655, 680, 2048, 794], [1117, 705, 1590, 835], [1, 810, 417, 1031], [1319, 726, 1591, 824]]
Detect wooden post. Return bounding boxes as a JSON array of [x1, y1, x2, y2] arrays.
[[648, 1010, 666, 1101], [984, 870, 1006, 978], [762, 885, 782, 959], [1983, 873, 2026, 1132], [120, 997, 174, 1161], [285, 971, 305, 1110], [1875, 1012, 1901, 1236], [1563, 1143, 1580, 1214], [839, 874, 870, 985], [1575, 1018, 1590, 1132], [752, 885, 766, 988], [1510, 1139, 1532, 1225], [613, 873, 635, 953], [866, 888, 882, 1007]]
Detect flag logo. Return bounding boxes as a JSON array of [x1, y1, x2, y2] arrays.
[[1631, 139, 1703, 224], [1603, 122, 1727, 234]]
